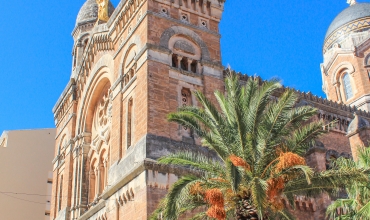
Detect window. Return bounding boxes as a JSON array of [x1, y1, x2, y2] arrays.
[[343, 73, 353, 100], [180, 57, 188, 71], [181, 14, 189, 23], [190, 60, 197, 73], [127, 99, 133, 148], [172, 54, 178, 68]]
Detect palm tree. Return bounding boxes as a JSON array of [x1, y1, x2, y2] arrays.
[[326, 147, 370, 220], [151, 71, 367, 220]]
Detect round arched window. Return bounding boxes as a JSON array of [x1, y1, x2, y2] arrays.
[[343, 73, 353, 100]]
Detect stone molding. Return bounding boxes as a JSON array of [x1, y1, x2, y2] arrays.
[[79, 158, 201, 219], [169, 68, 203, 86], [330, 61, 355, 85], [107, 133, 215, 183], [109, 0, 146, 47], [75, 55, 114, 134], [53, 79, 75, 114], [349, 94, 370, 111], [55, 113, 76, 139], [322, 49, 353, 72], [160, 26, 211, 61]]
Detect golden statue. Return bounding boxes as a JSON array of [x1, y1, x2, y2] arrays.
[[97, 0, 109, 22], [347, 0, 357, 6]]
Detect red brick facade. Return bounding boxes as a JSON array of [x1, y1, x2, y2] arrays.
[[50, 1, 370, 220]]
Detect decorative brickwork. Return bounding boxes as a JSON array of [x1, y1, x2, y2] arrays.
[[50, 1, 370, 220]]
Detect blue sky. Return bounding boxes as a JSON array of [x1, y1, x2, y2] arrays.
[[0, 0, 363, 132]]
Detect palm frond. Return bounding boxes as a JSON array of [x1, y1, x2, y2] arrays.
[[284, 168, 368, 197], [250, 177, 268, 218], [158, 151, 225, 176], [161, 175, 200, 220], [285, 121, 326, 155]]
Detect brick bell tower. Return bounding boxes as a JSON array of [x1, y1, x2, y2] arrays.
[[50, 0, 224, 219], [321, 0, 370, 112]]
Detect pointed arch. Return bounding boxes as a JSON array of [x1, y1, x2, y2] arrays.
[[76, 54, 114, 135]]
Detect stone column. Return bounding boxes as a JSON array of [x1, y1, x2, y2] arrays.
[[187, 58, 193, 72], [185, 0, 189, 8], [334, 82, 342, 103], [197, 62, 202, 74], [76, 144, 89, 216], [70, 146, 80, 220], [177, 55, 183, 69], [103, 159, 108, 189], [203, 2, 207, 15], [95, 166, 100, 197], [195, 0, 200, 13], [88, 170, 95, 203], [75, 41, 84, 68]]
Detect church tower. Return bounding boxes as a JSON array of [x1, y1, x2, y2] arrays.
[[50, 0, 224, 219], [321, 0, 370, 111]]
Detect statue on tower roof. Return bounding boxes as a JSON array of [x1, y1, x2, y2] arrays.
[[97, 0, 109, 22], [347, 0, 357, 6]]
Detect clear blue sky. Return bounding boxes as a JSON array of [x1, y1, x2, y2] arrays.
[[0, 0, 363, 132]]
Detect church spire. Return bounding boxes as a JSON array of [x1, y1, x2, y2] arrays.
[[347, 0, 357, 6]]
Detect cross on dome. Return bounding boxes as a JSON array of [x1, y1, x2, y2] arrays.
[[347, 0, 357, 6]]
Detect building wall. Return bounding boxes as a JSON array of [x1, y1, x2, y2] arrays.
[[51, 0, 225, 218], [50, 0, 370, 220], [0, 128, 55, 220]]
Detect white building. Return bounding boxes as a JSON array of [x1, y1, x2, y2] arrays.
[[0, 128, 55, 220]]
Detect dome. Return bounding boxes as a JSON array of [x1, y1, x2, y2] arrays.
[[76, 0, 115, 27], [325, 3, 370, 40]]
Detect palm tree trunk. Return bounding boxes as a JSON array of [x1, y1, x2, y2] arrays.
[[236, 196, 259, 220]]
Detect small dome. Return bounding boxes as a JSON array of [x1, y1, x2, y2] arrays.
[[325, 3, 370, 40], [347, 113, 370, 134], [76, 0, 115, 27]]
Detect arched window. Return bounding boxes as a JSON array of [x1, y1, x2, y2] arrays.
[[343, 73, 353, 100]]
